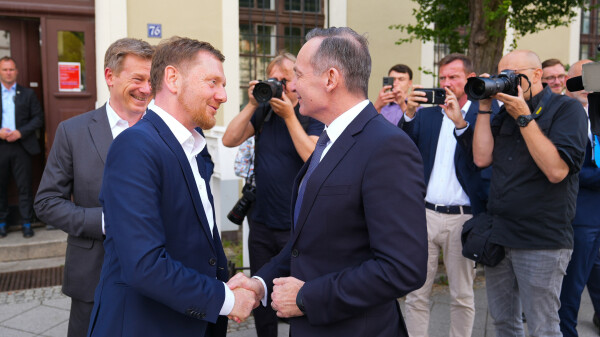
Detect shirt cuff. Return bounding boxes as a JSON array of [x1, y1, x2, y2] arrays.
[[220, 282, 235, 315], [252, 276, 268, 307], [455, 122, 470, 136], [403, 114, 415, 122], [101, 212, 105, 235]]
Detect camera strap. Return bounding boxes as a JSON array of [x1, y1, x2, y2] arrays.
[[531, 87, 553, 120]]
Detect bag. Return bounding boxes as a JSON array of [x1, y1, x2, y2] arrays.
[[461, 213, 505, 267]]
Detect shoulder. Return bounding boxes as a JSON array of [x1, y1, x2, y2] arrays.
[[60, 107, 104, 129], [16, 85, 34, 96]]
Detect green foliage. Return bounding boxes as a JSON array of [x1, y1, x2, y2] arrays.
[[391, 0, 589, 52]]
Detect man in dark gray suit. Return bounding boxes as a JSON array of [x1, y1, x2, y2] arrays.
[[34, 38, 154, 337]]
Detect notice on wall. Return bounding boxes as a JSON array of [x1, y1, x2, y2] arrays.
[[58, 62, 81, 92]]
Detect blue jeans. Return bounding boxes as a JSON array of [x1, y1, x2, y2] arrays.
[[559, 225, 600, 337], [486, 248, 572, 337]]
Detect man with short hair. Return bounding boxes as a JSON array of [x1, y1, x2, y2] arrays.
[[542, 58, 567, 94], [374, 63, 413, 125], [473, 50, 588, 336], [401, 53, 495, 337], [558, 59, 600, 337], [34, 38, 154, 337], [0, 56, 43, 238], [87, 37, 256, 337], [228, 26, 428, 337], [223, 51, 323, 337]]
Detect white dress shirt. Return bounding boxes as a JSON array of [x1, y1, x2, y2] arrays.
[[1, 83, 16, 131], [148, 101, 234, 316]]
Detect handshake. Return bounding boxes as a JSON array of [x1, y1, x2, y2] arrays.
[[226, 273, 306, 323]]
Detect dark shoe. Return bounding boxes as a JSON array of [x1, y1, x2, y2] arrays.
[[0, 226, 6, 238], [593, 312, 599, 330], [22, 226, 34, 238]]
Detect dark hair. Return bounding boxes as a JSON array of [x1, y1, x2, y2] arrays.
[[104, 38, 154, 75], [305, 27, 371, 97], [0, 56, 17, 67], [542, 58, 564, 69], [438, 53, 473, 74], [150, 36, 225, 96], [388, 64, 413, 80]]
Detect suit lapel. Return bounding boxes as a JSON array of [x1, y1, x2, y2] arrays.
[[291, 103, 378, 241], [88, 105, 113, 164], [145, 109, 216, 251]]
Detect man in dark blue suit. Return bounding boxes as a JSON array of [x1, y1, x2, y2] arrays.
[[228, 27, 428, 336], [87, 37, 256, 337], [400, 53, 496, 337], [558, 59, 600, 337]]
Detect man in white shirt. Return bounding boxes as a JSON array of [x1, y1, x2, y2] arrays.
[[34, 38, 154, 337], [87, 36, 256, 337]]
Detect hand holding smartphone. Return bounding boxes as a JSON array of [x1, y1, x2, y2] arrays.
[[413, 88, 446, 105]]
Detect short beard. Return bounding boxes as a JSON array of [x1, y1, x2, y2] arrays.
[[177, 86, 216, 130]]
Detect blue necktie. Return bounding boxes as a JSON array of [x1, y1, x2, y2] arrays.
[[293, 130, 329, 226], [594, 135, 600, 167]]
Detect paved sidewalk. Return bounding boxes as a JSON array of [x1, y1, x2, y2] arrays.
[[0, 278, 597, 336]]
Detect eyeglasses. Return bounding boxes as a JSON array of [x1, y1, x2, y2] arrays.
[[542, 74, 566, 82]]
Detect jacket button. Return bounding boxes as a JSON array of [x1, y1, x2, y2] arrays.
[[209, 258, 217, 266], [291, 249, 299, 257]]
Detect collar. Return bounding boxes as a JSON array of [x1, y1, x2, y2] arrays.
[[1, 83, 16, 94], [148, 101, 205, 157], [527, 85, 550, 111], [325, 99, 369, 144], [105, 99, 128, 129]]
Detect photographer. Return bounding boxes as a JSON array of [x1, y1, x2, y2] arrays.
[[399, 53, 497, 337], [222, 51, 323, 337], [472, 50, 588, 337], [374, 64, 413, 125]]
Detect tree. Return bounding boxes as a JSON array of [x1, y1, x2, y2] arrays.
[[391, 0, 589, 74]]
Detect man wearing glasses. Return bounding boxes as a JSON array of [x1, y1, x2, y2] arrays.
[[541, 58, 567, 95], [473, 50, 588, 336]]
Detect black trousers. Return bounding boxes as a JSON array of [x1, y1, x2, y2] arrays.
[[248, 218, 291, 337], [0, 141, 33, 224], [68, 298, 94, 337]]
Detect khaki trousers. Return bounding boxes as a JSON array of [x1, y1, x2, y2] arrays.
[[405, 208, 475, 337]]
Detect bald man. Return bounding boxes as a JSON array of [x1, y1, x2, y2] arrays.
[[559, 59, 600, 337], [473, 50, 588, 337]]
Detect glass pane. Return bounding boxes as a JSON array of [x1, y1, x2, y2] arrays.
[[284, 26, 303, 55], [285, 0, 301, 11], [256, 0, 274, 9], [580, 44, 589, 60], [305, 0, 320, 12], [0, 30, 10, 59], [582, 8, 590, 34], [257, 55, 270, 79], [57, 30, 85, 91], [256, 25, 275, 55], [240, 56, 253, 85], [240, 24, 254, 54], [240, 87, 249, 110], [239, 0, 252, 7]]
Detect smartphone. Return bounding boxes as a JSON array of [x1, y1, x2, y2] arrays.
[[413, 88, 446, 105], [382, 77, 394, 91]]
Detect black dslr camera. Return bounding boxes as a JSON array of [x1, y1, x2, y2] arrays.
[[253, 78, 286, 103], [465, 70, 522, 100], [227, 181, 256, 225]]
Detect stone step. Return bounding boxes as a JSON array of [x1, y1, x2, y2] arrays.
[[0, 225, 66, 265]]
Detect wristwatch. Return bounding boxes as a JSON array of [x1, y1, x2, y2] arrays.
[[516, 114, 534, 127]]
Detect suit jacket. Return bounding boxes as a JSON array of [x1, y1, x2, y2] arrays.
[[572, 139, 600, 227], [257, 103, 428, 336], [34, 106, 110, 302], [400, 101, 498, 214], [87, 109, 227, 337], [0, 84, 44, 155]]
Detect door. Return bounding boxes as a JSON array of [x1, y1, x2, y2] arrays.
[[0, 17, 44, 226]]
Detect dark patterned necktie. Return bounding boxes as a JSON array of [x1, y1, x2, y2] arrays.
[[293, 130, 329, 226]]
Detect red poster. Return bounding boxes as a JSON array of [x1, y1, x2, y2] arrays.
[[58, 62, 81, 92]]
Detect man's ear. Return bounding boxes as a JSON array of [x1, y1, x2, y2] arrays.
[[104, 68, 114, 87], [163, 65, 180, 94], [325, 67, 340, 93]]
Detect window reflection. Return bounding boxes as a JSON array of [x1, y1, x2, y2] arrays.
[[58, 31, 85, 91]]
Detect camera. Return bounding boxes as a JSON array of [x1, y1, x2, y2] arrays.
[[253, 78, 286, 103], [414, 88, 446, 104], [227, 182, 256, 225], [465, 70, 520, 100]]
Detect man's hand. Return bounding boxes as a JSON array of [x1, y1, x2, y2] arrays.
[[270, 91, 295, 120], [477, 73, 493, 112], [441, 88, 467, 129], [374, 85, 395, 112], [5, 129, 21, 142], [406, 84, 427, 118], [271, 277, 305, 318], [227, 272, 265, 303], [247, 80, 260, 108], [228, 287, 257, 323], [0, 128, 10, 140], [494, 85, 529, 120]]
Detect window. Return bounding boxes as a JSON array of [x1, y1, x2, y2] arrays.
[[580, 2, 600, 60], [239, 0, 325, 107]]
